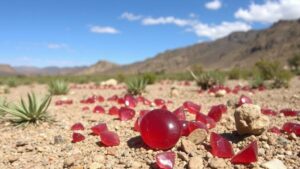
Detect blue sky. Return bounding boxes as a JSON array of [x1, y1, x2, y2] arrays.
[[0, 0, 299, 67]]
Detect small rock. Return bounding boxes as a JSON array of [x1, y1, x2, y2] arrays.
[[262, 159, 287, 169], [15, 141, 28, 147], [64, 157, 76, 168], [89, 162, 103, 169], [234, 104, 270, 135], [93, 154, 105, 163], [54, 135, 65, 144], [188, 156, 204, 169], [170, 87, 179, 97], [100, 79, 118, 86], [215, 89, 226, 97], [131, 161, 142, 168], [187, 129, 207, 144], [177, 152, 189, 162], [209, 158, 227, 169], [71, 166, 84, 169], [7, 155, 18, 163], [181, 139, 197, 154]]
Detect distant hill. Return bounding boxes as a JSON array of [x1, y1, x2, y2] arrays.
[[14, 66, 87, 76], [76, 60, 119, 75], [0, 64, 17, 76]]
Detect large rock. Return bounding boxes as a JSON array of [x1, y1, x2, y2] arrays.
[[262, 159, 287, 169], [234, 104, 270, 135], [100, 79, 118, 86]]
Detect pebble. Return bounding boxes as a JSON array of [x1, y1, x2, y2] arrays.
[[262, 159, 287, 169], [208, 158, 227, 169], [188, 156, 204, 169], [7, 155, 18, 163], [89, 162, 103, 169], [177, 152, 189, 162], [181, 139, 197, 154], [54, 135, 65, 144], [187, 129, 207, 144], [64, 157, 76, 167], [15, 141, 28, 147]]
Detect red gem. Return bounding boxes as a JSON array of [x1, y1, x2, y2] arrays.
[[179, 120, 190, 136], [118, 107, 135, 121], [155, 151, 176, 169], [154, 99, 166, 107], [261, 108, 277, 116], [231, 141, 258, 164], [134, 117, 141, 132], [195, 112, 216, 129], [82, 106, 90, 112], [268, 127, 281, 134], [183, 101, 200, 114], [143, 99, 152, 105], [282, 122, 300, 135], [72, 133, 85, 143], [173, 106, 186, 120], [91, 123, 108, 135], [124, 94, 137, 108], [237, 95, 252, 107], [210, 132, 234, 158], [93, 105, 105, 114], [97, 95, 105, 102], [140, 109, 181, 150], [107, 95, 118, 102], [139, 110, 150, 116], [280, 109, 299, 116], [117, 98, 125, 104], [100, 131, 120, 146], [108, 106, 119, 115], [188, 121, 208, 133], [71, 123, 85, 131], [207, 104, 227, 122]]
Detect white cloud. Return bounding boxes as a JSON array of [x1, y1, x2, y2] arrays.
[[121, 12, 142, 21], [142, 16, 194, 26], [235, 0, 300, 23], [90, 26, 119, 34], [205, 0, 222, 10], [47, 43, 68, 49]]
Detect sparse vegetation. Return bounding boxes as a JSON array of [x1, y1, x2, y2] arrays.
[[249, 73, 265, 89], [288, 54, 300, 74], [141, 72, 157, 85], [126, 77, 148, 95], [0, 98, 8, 116], [190, 70, 225, 90], [270, 70, 293, 89], [0, 92, 52, 125], [7, 79, 17, 87], [48, 80, 69, 95]]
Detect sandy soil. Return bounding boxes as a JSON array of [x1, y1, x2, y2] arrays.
[[0, 78, 299, 169]]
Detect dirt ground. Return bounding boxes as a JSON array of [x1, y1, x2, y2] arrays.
[[0, 78, 299, 169]]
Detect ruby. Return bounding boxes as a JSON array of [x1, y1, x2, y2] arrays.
[[97, 95, 105, 102], [99, 131, 120, 146], [134, 117, 142, 132], [124, 94, 137, 108], [188, 121, 208, 133], [161, 105, 168, 110], [55, 100, 63, 106], [136, 96, 145, 103], [282, 122, 300, 136], [207, 104, 227, 122], [143, 98, 152, 105], [280, 109, 299, 116], [140, 109, 181, 150], [82, 106, 90, 111], [108, 106, 119, 115], [140, 110, 150, 116], [210, 132, 234, 158], [72, 133, 85, 143], [107, 95, 118, 102], [237, 95, 252, 107], [71, 123, 85, 131], [268, 127, 281, 134], [91, 123, 108, 135], [117, 98, 125, 104], [155, 151, 176, 169], [231, 141, 258, 164], [179, 120, 190, 136], [93, 105, 105, 114], [173, 106, 186, 121], [154, 99, 166, 107], [118, 107, 135, 121], [183, 101, 201, 114], [261, 108, 277, 116], [195, 112, 216, 129]]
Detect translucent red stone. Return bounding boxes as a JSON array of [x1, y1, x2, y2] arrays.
[[195, 112, 216, 129], [91, 123, 108, 135], [179, 120, 190, 136], [155, 151, 176, 169], [183, 101, 200, 114], [124, 94, 137, 108], [231, 141, 258, 164], [268, 126, 281, 134], [107, 95, 118, 102], [71, 123, 85, 131], [261, 108, 277, 116], [282, 122, 300, 136], [173, 106, 186, 121], [140, 109, 181, 150], [93, 105, 105, 114], [188, 121, 208, 133], [280, 109, 299, 116], [237, 95, 253, 107], [154, 99, 166, 107], [108, 106, 119, 115], [97, 95, 105, 102], [210, 132, 234, 158], [207, 104, 227, 122], [118, 107, 135, 121], [72, 133, 85, 143], [143, 98, 152, 105], [100, 131, 120, 146], [82, 106, 90, 112]]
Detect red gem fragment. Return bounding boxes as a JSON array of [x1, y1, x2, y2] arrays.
[[82, 106, 90, 112], [119, 107, 135, 121], [183, 101, 200, 114], [179, 120, 190, 136], [72, 133, 85, 143], [261, 108, 277, 116], [268, 127, 281, 134], [140, 109, 181, 150], [237, 95, 253, 107], [100, 131, 120, 146], [173, 106, 186, 120], [155, 151, 176, 169], [280, 109, 299, 117], [91, 123, 108, 135], [207, 104, 227, 122], [231, 141, 258, 164], [210, 132, 234, 158], [195, 112, 216, 129], [154, 99, 166, 107], [97, 95, 105, 102], [71, 123, 85, 131], [282, 122, 300, 136], [108, 106, 119, 115], [93, 105, 105, 114], [188, 121, 208, 133], [124, 94, 137, 108]]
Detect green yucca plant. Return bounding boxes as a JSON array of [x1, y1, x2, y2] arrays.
[[48, 80, 69, 95], [126, 77, 148, 95], [0, 98, 8, 116], [189, 70, 225, 90], [0, 93, 52, 125]]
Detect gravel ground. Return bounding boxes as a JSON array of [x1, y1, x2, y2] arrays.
[[0, 78, 299, 169]]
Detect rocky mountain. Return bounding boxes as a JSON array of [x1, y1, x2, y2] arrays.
[[76, 60, 119, 75], [14, 66, 87, 76], [0, 64, 17, 76]]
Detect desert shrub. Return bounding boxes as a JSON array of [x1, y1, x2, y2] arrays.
[[254, 60, 281, 80], [116, 73, 126, 83], [48, 80, 69, 95], [270, 70, 293, 89], [0, 93, 52, 125], [190, 70, 225, 90], [249, 73, 265, 89], [190, 64, 203, 74], [141, 72, 156, 85], [7, 79, 17, 87], [227, 67, 243, 80], [288, 54, 300, 74], [126, 77, 148, 95]]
